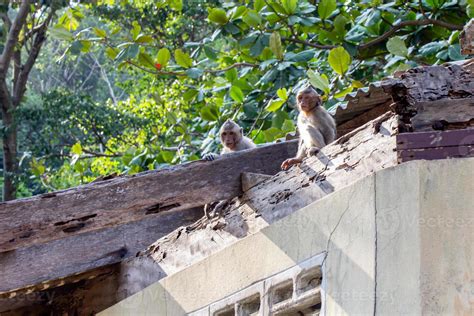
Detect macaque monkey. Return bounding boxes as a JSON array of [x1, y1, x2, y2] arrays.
[[203, 120, 256, 218], [204, 119, 256, 161], [281, 86, 336, 170]]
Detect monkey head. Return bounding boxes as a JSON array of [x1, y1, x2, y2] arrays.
[[297, 86, 322, 114], [220, 120, 243, 150]]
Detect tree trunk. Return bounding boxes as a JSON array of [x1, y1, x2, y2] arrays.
[[0, 80, 17, 201]]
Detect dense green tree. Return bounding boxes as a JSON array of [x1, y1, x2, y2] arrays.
[[7, 0, 472, 195]]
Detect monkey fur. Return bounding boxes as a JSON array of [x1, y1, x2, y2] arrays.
[[281, 86, 336, 170], [204, 119, 256, 161]]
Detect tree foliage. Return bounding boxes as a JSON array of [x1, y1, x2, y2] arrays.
[[4, 0, 471, 196]]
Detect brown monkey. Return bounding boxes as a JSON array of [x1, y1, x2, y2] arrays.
[[204, 119, 256, 161], [203, 120, 256, 218], [281, 86, 336, 170]]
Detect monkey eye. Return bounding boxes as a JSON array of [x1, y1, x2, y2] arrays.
[[297, 95, 302, 100], [228, 131, 234, 135], [222, 132, 227, 136]]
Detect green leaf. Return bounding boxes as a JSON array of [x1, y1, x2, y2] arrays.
[[263, 127, 282, 142], [448, 44, 463, 61], [282, 0, 298, 14], [266, 99, 285, 112], [230, 86, 245, 103], [204, 46, 218, 60], [277, 88, 288, 100], [334, 86, 354, 99], [208, 8, 228, 25], [287, 50, 315, 62], [243, 9, 262, 27], [157, 48, 171, 67], [169, 0, 183, 11], [49, 26, 73, 41], [131, 21, 141, 40], [328, 46, 351, 75], [93, 27, 107, 38], [138, 52, 155, 68], [200, 105, 219, 121], [71, 142, 82, 155], [419, 41, 445, 56], [183, 89, 198, 101], [135, 34, 153, 43], [105, 47, 118, 60], [225, 68, 238, 83], [186, 68, 204, 79], [254, 0, 265, 11], [307, 70, 330, 95], [269, 32, 284, 60], [386, 36, 408, 57], [318, 0, 336, 19], [174, 49, 193, 68]]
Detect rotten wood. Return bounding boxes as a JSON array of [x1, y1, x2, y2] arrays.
[[398, 146, 474, 162], [241, 172, 272, 192], [336, 102, 392, 137], [141, 112, 399, 276], [0, 141, 298, 253], [411, 98, 474, 131], [0, 113, 399, 315], [397, 129, 474, 150], [0, 207, 202, 296]]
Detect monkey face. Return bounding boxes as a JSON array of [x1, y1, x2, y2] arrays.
[[297, 91, 321, 112], [221, 130, 239, 150]]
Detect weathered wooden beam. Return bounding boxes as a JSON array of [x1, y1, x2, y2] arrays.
[[398, 145, 474, 162], [397, 129, 474, 150], [411, 98, 474, 131], [0, 141, 298, 253], [0, 206, 202, 295]]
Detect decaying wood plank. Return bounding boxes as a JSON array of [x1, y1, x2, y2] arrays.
[[336, 102, 391, 137], [241, 172, 272, 192], [0, 206, 202, 295], [398, 146, 474, 162], [397, 129, 474, 150], [0, 113, 399, 314], [140, 112, 399, 276], [0, 141, 298, 253], [410, 98, 474, 131]]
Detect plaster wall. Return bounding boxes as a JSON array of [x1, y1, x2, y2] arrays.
[[101, 158, 474, 316]]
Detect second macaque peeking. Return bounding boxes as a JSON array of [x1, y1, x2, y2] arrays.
[[204, 119, 256, 161], [281, 86, 336, 170]]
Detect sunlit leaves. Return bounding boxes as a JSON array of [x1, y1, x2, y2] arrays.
[[307, 70, 330, 95], [174, 49, 193, 68], [281, 0, 298, 15], [277, 88, 288, 100], [131, 21, 141, 40], [242, 9, 262, 27], [386, 36, 408, 57], [57, 8, 83, 31], [230, 86, 245, 103], [328, 47, 351, 75], [200, 105, 219, 121], [93, 27, 107, 38], [49, 26, 73, 41], [208, 8, 229, 25], [157, 48, 171, 67], [318, 0, 336, 19], [269, 32, 284, 60]]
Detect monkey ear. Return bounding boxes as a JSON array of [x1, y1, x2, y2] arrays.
[[240, 127, 243, 134]]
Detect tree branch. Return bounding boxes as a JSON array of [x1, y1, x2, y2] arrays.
[[281, 37, 336, 49], [358, 18, 463, 50], [0, 0, 30, 77], [13, 7, 55, 107]]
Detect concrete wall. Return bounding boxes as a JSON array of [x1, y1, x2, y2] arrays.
[[100, 158, 474, 316]]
